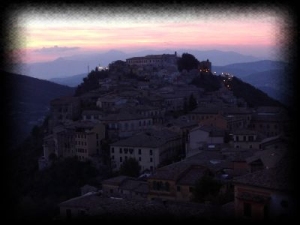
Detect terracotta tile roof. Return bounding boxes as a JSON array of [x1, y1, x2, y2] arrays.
[[233, 152, 293, 192], [102, 175, 132, 186], [111, 129, 179, 148], [60, 193, 215, 219]]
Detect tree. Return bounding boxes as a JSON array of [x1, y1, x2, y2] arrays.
[[183, 97, 188, 114], [177, 53, 200, 72], [119, 157, 141, 177], [188, 93, 198, 111], [192, 174, 222, 203]]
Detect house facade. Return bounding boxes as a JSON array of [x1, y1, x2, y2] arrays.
[[48, 96, 81, 130], [109, 129, 182, 172], [147, 162, 212, 202], [126, 52, 178, 67], [233, 154, 296, 221], [42, 121, 106, 163]]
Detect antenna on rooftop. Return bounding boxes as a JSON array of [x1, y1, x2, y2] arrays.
[[88, 65, 90, 74]]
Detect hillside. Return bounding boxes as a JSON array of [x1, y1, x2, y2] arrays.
[[228, 76, 284, 108], [190, 72, 285, 108], [211, 60, 288, 78], [241, 69, 293, 106], [49, 72, 87, 87], [3, 70, 76, 149]]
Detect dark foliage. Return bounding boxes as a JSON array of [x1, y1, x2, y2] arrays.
[[177, 53, 200, 72], [3, 70, 75, 147], [229, 76, 284, 108], [6, 121, 100, 221], [74, 69, 109, 96], [188, 93, 198, 111], [190, 72, 222, 92], [119, 157, 141, 177], [192, 175, 222, 203]]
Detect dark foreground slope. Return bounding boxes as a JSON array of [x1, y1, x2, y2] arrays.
[[2, 70, 75, 149]]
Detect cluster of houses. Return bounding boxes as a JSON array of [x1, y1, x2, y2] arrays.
[[39, 53, 295, 221]]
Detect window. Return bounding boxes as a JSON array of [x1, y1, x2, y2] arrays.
[[244, 202, 252, 217], [129, 148, 133, 154], [153, 181, 157, 190], [139, 157, 141, 161], [66, 209, 72, 219], [120, 148, 123, 153], [150, 158, 153, 162], [138, 149, 141, 154], [150, 149, 153, 155], [79, 210, 86, 216], [120, 157, 122, 162], [124, 148, 128, 154], [281, 200, 289, 208], [264, 205, 269, 220], [177, 186, 181, 192], [165, 182, 170, 191]]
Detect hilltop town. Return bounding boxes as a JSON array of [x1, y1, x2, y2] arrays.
[[10, 52, 296, 222]]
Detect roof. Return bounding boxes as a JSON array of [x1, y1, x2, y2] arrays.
[[221, 107, 252, 115], [221, 147, 260, 162], [60, 194, 216, 219], [246, 148, 287, 169], [148, 162, 196, 181], [65, 120, 104, 132], [110, 129, 180, 148], [259, 133, 289, 147], [120, 179, 149, 194], [230, 128, 261, 135], [59, 192, 102, 209], [176, 166, 209, 185], [190, 106, 220, 114], [82, 110, 104, 116], [167, 117, 198, 129], [233, 152, 294, 192], [100, 111, 151, 121], [102, 175, 132, 186], [190, 125, 226, 137]]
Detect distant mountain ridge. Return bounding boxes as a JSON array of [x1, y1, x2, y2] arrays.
[[8, 49, 266, 80], [212, 60, 288, 78], [49, 73, 87, 87]]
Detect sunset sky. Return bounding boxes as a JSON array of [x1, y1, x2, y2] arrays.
[[11, 5, 289, 64]]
